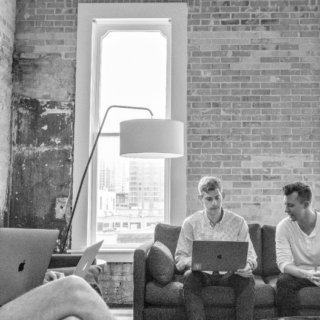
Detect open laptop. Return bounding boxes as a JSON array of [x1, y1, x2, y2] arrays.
[[73, 240, 104, 278], [191, 241, 248, 272], [0, 228, 104, 306], [0, 228, 59, 306]]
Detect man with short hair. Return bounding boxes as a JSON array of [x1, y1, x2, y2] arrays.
[[276, 181, 320, 316], [0, 271, 115, 320], [175, 176, 257, 320]]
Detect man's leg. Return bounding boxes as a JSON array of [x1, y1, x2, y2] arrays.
[[276, 272, 315, 316], [0, 275, 115, 320], [221, 273, 255, 320], [183, 270, 211, 320]]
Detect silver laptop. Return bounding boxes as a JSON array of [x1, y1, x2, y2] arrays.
[[191, 241, 248, 272], [0, 228, 59, 306], [73, 240, 104, 278]]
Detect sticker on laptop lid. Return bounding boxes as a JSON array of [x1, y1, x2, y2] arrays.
[[193, 263, 202, 270]]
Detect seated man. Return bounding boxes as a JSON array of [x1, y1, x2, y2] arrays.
[[276, 181, 320, 316], [0, 270, 115, 320], [175, 176, 257, 320]]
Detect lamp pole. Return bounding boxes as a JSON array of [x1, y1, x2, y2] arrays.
[[61, 105, 153, 253]]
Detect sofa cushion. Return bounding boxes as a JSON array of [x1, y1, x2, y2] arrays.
[[146, 280, 183, 306], [146, 279, 275, 308], [299, 287, 320, 308], [154, 223, 181, 258], [248, 224, 263, 276], [262, 225, 279, 277], [254, 282, 275, 307], [147, 241, 175, 285]]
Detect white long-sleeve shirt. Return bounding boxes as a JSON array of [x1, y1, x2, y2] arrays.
[[276, 211, 320, 273], [175, 209, 257, 272]]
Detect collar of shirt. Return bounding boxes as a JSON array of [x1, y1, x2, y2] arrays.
[[204, 208, 225, 228]]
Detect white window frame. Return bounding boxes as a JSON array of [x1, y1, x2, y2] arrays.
[[92, 19, 171, 249], [72, 3, 187, 262]]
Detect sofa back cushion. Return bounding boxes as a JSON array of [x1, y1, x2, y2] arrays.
[[262, 224, 279, 276], [154, 223, 182, 258], [147, 241, 175, 285], [248, 223, 263, 276]]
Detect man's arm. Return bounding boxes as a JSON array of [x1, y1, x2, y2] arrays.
[[275, 222, 320, 286], [235, 219, 257, 278], [238, 219, 257, 270], [175, 220, 193, 271]]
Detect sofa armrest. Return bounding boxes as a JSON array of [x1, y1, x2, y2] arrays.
[[48, 254, 98, 269], [134, 239, 154, 320]]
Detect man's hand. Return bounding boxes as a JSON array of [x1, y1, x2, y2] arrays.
[[305, 269, 320, 287], [235, 262, 253, 278], [43, 271, 65, 284]]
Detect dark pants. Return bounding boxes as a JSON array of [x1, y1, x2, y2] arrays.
[[183, 270, 255, 320], [276, 272, 316, 316]]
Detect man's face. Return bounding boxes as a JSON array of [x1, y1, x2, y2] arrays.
[[284, 192, 306, 222], [199, 188, 223, 216]]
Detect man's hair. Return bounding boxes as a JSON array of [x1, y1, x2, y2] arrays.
[[198, 176, 222, 196], [282, 181, 312, 204]]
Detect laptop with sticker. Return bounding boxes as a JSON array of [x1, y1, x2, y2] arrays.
[[191, 241, 248, 272], [73, 240, 104, 278]]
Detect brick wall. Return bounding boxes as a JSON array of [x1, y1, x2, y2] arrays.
[[186, 0, 320, 226], [0, 0, 16, 227], [11, 0, 320, 306]]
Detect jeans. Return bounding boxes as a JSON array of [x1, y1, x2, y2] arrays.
[[276, 272, 316, 316], [183, 270, 255, 320]]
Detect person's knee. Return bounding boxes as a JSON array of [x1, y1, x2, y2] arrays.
[[277, 274, 295, 290], [183, 271, 203, 291], [60, 276, 97, 300], [59, 276, 106, 310]]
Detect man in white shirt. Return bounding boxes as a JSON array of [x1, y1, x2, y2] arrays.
[[276, 181, 320, 316], [175, 176, 257, 320]]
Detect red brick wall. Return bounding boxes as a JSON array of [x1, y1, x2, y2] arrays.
[[0, 0, 16, 226]]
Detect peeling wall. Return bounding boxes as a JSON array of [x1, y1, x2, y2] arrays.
[[10, 95, 74, 251], [11, 0, 77, 250]]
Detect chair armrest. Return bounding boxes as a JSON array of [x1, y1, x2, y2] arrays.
[[134, 239, 153, 320]]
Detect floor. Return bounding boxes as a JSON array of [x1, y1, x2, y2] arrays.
[[110, 308, 133, 320]]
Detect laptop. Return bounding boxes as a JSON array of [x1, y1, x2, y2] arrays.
[[0, 228, 59, 306], [0, 228, 104, 306], [73, 240, 104, 278], [191, 240, 248, 272]]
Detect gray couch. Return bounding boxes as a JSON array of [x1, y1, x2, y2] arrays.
[[133, 223, 320, 320]]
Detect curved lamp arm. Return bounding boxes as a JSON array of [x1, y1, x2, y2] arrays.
[[61, 105, 153, 253]]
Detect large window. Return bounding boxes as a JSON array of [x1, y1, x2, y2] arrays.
[[93, 20, 170, 246], [74, 4, 187, 258]]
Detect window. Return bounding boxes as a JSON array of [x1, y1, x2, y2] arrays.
[[73, 4, 187, 258], [93, 20, 169, 246]]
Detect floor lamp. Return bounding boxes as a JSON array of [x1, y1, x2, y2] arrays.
[[61, 105, 184, 253]]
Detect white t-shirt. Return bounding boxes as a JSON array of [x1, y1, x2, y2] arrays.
[[276, 211, 320, 273]]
